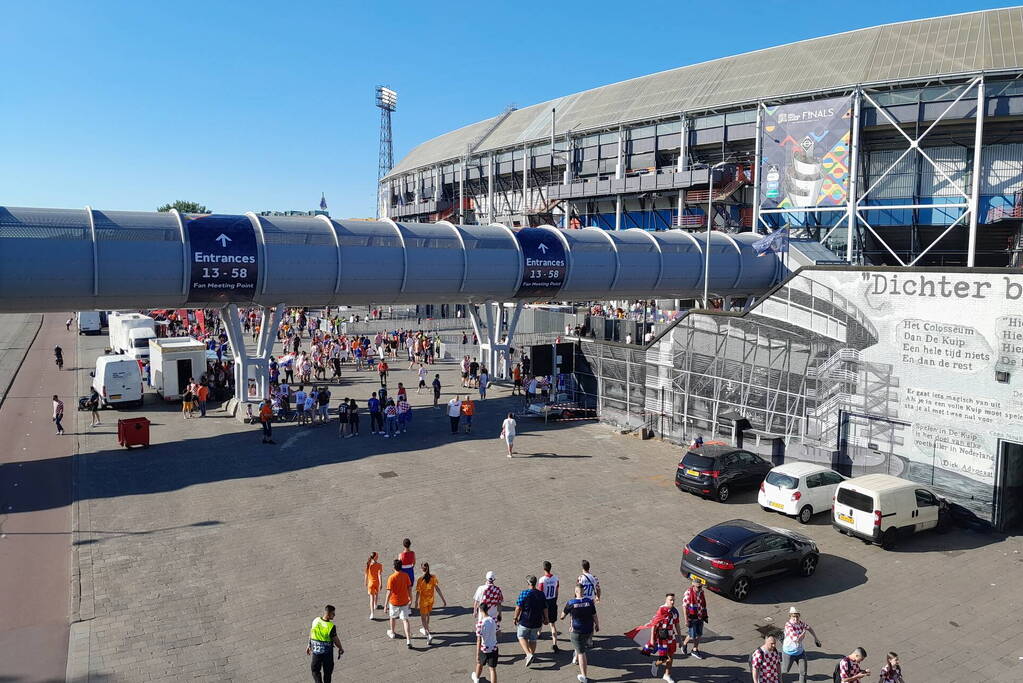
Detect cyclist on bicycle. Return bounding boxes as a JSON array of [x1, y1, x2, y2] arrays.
[[54, 345, 64, 369]]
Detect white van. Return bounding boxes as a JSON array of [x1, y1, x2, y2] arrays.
[[92, 355, 144, 408], [77, 311, 102, 335], [832, 473, 949, 549]]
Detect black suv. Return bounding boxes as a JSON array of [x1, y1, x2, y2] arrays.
[[675, 445, 772, 503]]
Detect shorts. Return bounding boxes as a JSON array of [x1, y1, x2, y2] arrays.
[[687, 620, 704, 638], [517, 625, 540, 641], [389, 603, 410, 620], [514, 378, 522, 387], [570, 632, 592, 654], [461, 371, 468, 379], [477, 648, 499, 667], [545, 599, 558, 623], [462, 415, 472, 425]]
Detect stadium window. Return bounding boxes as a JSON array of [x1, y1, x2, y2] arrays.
[[656, 120, 682, 135], [693, 114, 724, 130], [599, 132, 619, 144], [725, 110, 756, 125], [630, 125, 656, 139]]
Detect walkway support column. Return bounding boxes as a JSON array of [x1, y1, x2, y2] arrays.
[[967, 77, 985, 267], [223, 303, 285, 409]]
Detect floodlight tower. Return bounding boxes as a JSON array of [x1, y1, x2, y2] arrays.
[[376, 86, 397, 182]]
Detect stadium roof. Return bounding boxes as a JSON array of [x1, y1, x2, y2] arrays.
[[387, 7, 1023, 177]]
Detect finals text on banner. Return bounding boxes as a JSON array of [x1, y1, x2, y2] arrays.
[[185, 215, 259, 304], [514, 228, 567, 298]]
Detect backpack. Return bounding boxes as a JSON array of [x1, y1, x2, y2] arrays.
[[833, 658, 846, 683]]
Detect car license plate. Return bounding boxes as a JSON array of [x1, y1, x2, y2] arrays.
[[110, 394, 122, 400], [686, 468, 700, 477], [837, 513, 853, 523], [769, 501, 785, 510], [689, 573, 707, 585]]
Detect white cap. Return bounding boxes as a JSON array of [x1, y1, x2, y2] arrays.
[[789, 606, 800, 615], [485, 571, 496, 581]]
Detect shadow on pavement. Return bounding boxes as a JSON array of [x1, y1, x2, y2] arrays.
[[743, 553, 866, 604]]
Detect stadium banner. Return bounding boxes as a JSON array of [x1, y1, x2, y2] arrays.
[[759, 96, 853, 210]]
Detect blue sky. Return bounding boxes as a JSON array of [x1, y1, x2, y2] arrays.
[[0, 1, 1011, 217]]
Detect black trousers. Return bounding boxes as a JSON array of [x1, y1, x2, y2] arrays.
[[450, 416, 460, 433], [310, 652, 334, 683], [370, 411, 383, 432]]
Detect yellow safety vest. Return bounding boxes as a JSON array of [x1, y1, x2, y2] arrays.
[[309, 617, 334, 651]]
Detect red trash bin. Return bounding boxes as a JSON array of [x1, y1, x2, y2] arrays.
[[117, 417, 151, 449]]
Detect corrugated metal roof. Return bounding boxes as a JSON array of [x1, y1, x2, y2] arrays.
[[387, 7, 1023, 177]]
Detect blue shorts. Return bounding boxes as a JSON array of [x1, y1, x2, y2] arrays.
[[516, 625, 540, 641], [687, 620, 704, 638]]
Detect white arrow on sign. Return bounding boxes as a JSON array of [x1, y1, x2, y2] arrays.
[[537, 243, 549, 254], [215, 234, 232, 247]]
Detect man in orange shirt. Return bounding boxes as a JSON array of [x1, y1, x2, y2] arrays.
[[460, 395, 475, 434], [259, 398, 275, 444], [196, 382, 210, 418], [385, 559, 413, 648]]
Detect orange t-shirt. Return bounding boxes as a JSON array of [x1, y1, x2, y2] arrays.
[[460, 400, 475, 416], [387, 571, 412, 605], [259, 404, 272, 422], [196, 385, 209, 401]]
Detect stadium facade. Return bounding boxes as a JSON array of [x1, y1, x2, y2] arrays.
[[381, 7, 1023, 267], [382, 8, 1023, 531]]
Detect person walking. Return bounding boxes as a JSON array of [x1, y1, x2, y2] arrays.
[[629, 593, 682, 683], [87, 387, 101, 427], [378, 359, 389, 387], [182, 383, 194, 420], [478, 367, 489, 400], [52, 395, 65, 435], [500, 412, 516, 458], [447, 396, 462, 435], [337, 396, 349, 437], [781, 606, 821, 683], [560, 583, 598, 683], [537, 561, 560, 651], [578, 560, 601, 603], [306, 604, 344, 683], [460, 395, 474, 434], [878, 652, 905, 683], [512, 363, 522, 396], [752, 635, 782, 683], [368, 391, 382, 434], [365, 552, 383, 620], [317, 386, 331, 424], [472, 599, 499, 683], [432, 374, 442, 408], [383, 399, 398, 438], [514, 575, 549, 667], [473, 571, 504, 624], [681, 577, 709, 659], [414, 562, 446, 646], [385, 559, 414, 648], [398, 538, 416, 587], [838, 648, 870, 683], [259, 398, 275, 444], [417, 364, 427, 394]]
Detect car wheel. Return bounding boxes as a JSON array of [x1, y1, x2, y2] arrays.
[[731, 575, 751, 601], [881, 528, 899, 550], [798, 505, 814, 524], [799, 553, 818, 577], [715, 484, 730, 503]]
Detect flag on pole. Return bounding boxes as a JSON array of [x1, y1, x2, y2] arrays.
[[752, 227, 789, 257], [320, 193, 328, 210]]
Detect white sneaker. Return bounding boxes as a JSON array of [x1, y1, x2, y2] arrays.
[[369, 613, 374, 620], [691, 650, 704, 659], [525, 654, 534, 667], [577, 675, 587, 683], [571, 653, 577, 664], [470, 674, 479, 683], [662, 674, 675, 683], [651, 661, 659, 676], [386, 629, 395, 639], [419, 627, 427, 636], [426, 633, 434, 645]]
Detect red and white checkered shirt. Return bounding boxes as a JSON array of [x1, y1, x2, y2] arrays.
[[482, 584, 503, 607], [783, 619, 808, 650], [681, 586, 707, 621], [751, 646, 782, 683], [839, 657, 862, 681]]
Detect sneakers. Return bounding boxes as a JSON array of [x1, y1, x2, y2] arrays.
[[386, 629, 396, 639], [470, 674, 479, 683], [426, 633, 434, 645], [419, 627, 427, 636], [662, 674, 675, 683], [383, 434, 390, 438], [369, 613, 374, 620], [577, 675, 587, 683], [691, 650, 704, 660], [552, 643, 559, 653], [525, 654, 534, 667], [406, 640, 412, 649], [571, 652, 577, 665]]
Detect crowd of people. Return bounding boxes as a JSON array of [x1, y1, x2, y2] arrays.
[[308, 553, 904, 683]]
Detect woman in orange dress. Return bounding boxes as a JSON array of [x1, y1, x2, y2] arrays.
[[365, 552, 383, 620], [413, 562, 447, 645]]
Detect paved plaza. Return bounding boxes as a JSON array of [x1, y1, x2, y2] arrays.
[[39, 330, 1023, 682]]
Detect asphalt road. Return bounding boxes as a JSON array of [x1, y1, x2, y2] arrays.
[[0, 314, 75, 682]]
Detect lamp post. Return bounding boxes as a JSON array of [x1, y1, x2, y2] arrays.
[[703, 161, 729, 307]]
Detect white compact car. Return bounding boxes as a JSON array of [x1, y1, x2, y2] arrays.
[[758, 462, 846, 524]]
